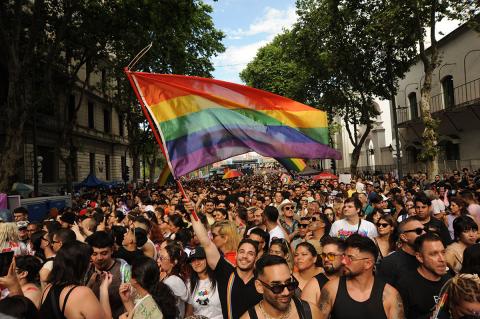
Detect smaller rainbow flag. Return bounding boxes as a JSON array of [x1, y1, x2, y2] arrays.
[[276, 158, 307, 173], [158, 165, 174, 186]]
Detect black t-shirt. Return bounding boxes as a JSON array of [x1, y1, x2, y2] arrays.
[[214, 257, 262, 319], [397, 269, 451, 319], [423, 218, 452, 247], [376, 249, 419, 289], [112, 247, 144, 265]]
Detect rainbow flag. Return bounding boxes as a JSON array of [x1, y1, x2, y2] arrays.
[[127, 72, 341, 177], [157, 165, 174, 186], [277, 158, 307, 173]]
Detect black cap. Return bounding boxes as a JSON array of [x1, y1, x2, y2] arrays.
[[188, 247, 206, 261]]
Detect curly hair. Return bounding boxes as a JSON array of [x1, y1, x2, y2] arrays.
[[0, 223, 19, 250]]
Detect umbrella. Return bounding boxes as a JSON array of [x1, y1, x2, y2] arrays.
[[313, 172, 338, 180], [223, 169, 243, 179]]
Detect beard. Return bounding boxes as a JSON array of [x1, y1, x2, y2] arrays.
[[264, 292, 292, 312], [324, 264, 337, 275], [237, 261, 254, 272]]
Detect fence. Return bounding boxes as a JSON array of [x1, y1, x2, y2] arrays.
[[336, 159, 480, 176], [398, 76, 480, 124]]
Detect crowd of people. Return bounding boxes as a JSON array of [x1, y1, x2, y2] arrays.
[[0, 168, 479, 319]]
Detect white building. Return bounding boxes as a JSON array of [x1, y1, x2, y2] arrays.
[[393, 23, 480, 173]]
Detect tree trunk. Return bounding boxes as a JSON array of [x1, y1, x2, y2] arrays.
[[350, 124, 372, 176], [0, 129, 25, 192], [419, 76, 439, 178], [148, 152, 157, 183]]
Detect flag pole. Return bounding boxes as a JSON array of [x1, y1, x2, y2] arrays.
[[124, 60, 199, 221]]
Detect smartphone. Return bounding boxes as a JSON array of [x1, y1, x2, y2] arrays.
[[0, 251, 14, 276]]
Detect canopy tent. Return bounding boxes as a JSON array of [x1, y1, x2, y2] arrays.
[[75, 174, 108, 189], [312, 172, 338, 180]]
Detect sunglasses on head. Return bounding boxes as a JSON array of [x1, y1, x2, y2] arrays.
[[257, 278, 299, 294], [402, 227, 425, 235]]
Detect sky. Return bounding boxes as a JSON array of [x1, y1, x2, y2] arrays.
[[206, 0, 297, 84], [206, 0, 463, 84]]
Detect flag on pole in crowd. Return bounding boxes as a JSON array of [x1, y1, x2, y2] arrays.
[[157, 165, 174, 186], [127, 72, 341, 178], [276, 158, 307, 173]]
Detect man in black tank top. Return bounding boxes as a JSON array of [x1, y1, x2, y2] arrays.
[[301, 237, 346, 305], [317, 234, 405, 319], [240, 255, 320, 319]]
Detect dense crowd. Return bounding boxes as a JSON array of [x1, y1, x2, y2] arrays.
[[0, 168, 479, 319]]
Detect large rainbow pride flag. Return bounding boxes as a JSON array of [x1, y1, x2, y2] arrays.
[[126, 71, 341, 178]]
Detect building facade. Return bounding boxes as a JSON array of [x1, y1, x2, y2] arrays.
[[394, 23, 480, 173], [3, 64, 134, 190]]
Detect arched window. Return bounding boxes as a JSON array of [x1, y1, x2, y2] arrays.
[[408, 92, 418, 119], [441, 75, 455, 108]]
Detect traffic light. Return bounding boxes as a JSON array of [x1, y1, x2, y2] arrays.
[[331, 159, 337, 174]]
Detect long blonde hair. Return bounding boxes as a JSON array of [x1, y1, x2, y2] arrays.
[[0, 223, 19, 250], [213, 220, 240, 252]]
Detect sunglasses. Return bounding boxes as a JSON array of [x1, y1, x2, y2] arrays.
[[298, 224, 309, 228], [402, 227, 425, 235], [320, 252, 343, 261], [284, 206, 293, 210], [257, 278, 299, 294], [376, 223, 390, 228]]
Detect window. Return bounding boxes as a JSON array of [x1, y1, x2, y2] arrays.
[[408, 92, 418, 119], [442, 75, 455, 108], [103, 109, 111, 133], [88, 101, 95, 129], [89, 153, 95, 174], [101, 69, 107, 94], [68, 95, 75, 121], [105, 154, 110, 180], [118, 114, 124, 137]]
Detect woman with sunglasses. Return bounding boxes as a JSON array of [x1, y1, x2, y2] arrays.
[[373, 214, 397, 260], [293, 242, 322, 291]]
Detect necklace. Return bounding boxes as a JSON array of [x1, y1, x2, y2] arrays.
[[258, 300, 291, 319]]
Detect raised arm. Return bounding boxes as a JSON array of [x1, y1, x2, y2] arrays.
[[185, 200, 221, 270]]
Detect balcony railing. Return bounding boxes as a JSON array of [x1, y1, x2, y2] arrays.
[[397, 76, 480, 124]]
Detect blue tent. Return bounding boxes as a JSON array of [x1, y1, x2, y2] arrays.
[[75, 174, 108, 189]]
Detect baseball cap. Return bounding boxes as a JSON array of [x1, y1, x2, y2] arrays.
[[17, 221, 29, 230], [188, 247, 206, 261]]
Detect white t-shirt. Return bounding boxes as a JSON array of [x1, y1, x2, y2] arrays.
[[329, 218, 378, 240], [187, 278, 223, 319], [431, 199, 446, 215], [269, 225, 286, 245], [164, 275, 189, 319]]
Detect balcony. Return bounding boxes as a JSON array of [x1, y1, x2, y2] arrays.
[[397, 76, 480, 124]]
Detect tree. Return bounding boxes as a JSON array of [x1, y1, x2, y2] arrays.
[[241, 0, 418, 175], [0, 0, 225, 192]]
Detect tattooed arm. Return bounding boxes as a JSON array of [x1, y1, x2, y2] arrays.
[[318, 279, 338, 319], [383, 284, 405, 319]]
